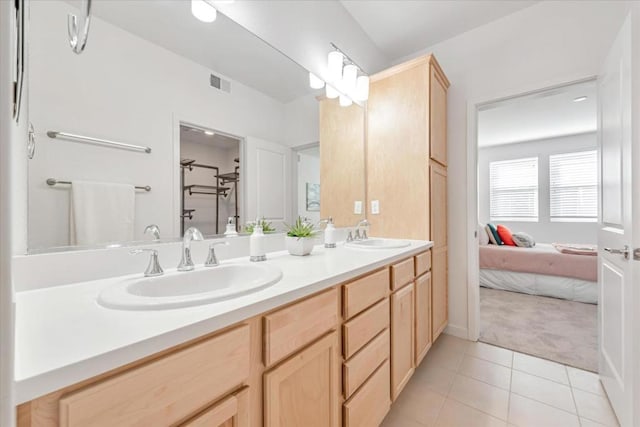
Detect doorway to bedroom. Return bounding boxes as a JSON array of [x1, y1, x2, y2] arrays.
[[475, 79, 599, 372]]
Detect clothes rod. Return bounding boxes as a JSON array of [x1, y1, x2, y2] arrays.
[[47, 131, 152, 154], [46, 178, 151, 192]]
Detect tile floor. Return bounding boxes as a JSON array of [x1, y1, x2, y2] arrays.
[[381, 334, 619, 427]]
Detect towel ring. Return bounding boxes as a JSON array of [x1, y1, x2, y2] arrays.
[[68, 0, 92, 54]]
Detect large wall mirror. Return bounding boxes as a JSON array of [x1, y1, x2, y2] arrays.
[[27, 0, 366, 253]]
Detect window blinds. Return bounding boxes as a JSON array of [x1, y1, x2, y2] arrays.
[[490, 157, 539, 221], [549, 150, 597, 221]]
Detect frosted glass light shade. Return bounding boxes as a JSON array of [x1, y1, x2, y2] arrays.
[[326, 84, 339, 99], [327, 51, 344, 82], [309, 72, 325, 89], [339, 95, 353, 107], [342, 64, 358, 95], [355, 75, 370, 101], [191, 0, 217, 22]]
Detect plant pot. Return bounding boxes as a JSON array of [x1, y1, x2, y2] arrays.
[[286, 236, 315, 256]]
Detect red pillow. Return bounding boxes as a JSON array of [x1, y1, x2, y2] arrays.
[[497, 225, 516, 246]]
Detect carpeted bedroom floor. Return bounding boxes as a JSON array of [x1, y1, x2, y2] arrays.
[[479, 287, 598, 372]]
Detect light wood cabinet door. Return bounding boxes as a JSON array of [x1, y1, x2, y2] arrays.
[[432, 247, 448, 341], [390, 284, 415, 401], [264, 332, 341, 427], [414, 272, 432, 366], [181, 388, 249, 427], [430, 65, 448, 166], [430, 162, 447, 250]]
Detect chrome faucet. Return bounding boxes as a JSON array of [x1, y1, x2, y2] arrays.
[[178, 227, 204, 271], [354, 219, 371, 241], [130, 249, 164, 277], [144, 224, 161, 240], [205, 241, 229, 267]]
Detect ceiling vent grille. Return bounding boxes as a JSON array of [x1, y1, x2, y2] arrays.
[[210, 73, 231, 93]]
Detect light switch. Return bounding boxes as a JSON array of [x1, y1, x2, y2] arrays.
[[371, 200, 380, 215], [354, 201, 363, 215]]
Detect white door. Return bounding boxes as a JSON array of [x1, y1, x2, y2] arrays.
[[597, 12, 636, 427], [244, 137, 292, 231]]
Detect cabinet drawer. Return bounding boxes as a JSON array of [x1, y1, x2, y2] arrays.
[[391, 257, 415, 291], [59, 325, 250, 427], [343, 268, 389, 320], [343, 298, 390, 359], [264, 288, 339, 366], [343, 329, 390, 398], [181, 387, 249, 427], [415, 250, 432, 277], [343, 360, 391, 427]]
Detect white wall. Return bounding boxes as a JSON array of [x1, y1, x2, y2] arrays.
[[296, 152, 321, 224], [396, 1, 631, 338], [283, 93, 320, 147], [478, 133, 598, 244], [27, 0, 286, 250]]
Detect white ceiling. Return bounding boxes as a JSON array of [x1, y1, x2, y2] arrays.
[[180, 125, 240, 150], [340, 1, 539, 60], [85, 0, 312, 103], [477, 80, 597, 147]]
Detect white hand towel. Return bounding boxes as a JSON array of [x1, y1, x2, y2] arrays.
[[70, 180, 135, 246]]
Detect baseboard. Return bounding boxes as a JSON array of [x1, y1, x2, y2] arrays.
[[444, 324, 469, 340]]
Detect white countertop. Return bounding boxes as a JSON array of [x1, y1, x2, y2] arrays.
[[14, 240, 432, 404]]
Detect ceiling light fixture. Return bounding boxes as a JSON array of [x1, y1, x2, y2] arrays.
[[573, 96, 588, 102], [191, 0, 217, 23], [309, 73, 325, 90]]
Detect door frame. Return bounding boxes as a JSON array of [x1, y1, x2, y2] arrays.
[[290, 142, 320, 222], [465, 76, 598, 341]]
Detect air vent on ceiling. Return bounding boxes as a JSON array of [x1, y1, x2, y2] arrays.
[[210, 73, 231, 93]]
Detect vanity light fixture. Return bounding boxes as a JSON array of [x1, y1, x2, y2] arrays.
[[326, 84, 339, 99], [339, 95, 353, 107], [191, 0, 217, 23], [309, 72, 325, 89], [355, 75, 370, 102], [326, 43, 370, 104], [573, 96, 588, 102], [327, 51, 344, 82], [342, 64, 358, 95]]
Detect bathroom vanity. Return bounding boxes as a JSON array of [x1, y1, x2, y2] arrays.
[[15, 241, 438, 427]]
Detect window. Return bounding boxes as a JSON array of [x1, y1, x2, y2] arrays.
[[490, 157, 539, 221], [549, 150, 598, 221]]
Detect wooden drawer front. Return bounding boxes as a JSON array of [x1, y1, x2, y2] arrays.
[[181, 387, 249, 427], [343, 329, 390, 398], [415, 250, 432, 277], [59, 325, 250, 427], [264, 288, 339, 366], [391, 284, 415, 401], [343, 298, 390, 359], [391, 257, 415, 291], [343, 268, 389, 320], [343, 360, 391, 427]]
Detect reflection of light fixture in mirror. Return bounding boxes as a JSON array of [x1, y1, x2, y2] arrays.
[[309, 73, 325, 89], [192, 0, 217, 23], [342, 64, 358, 95], [326, 84, 339, 99], [339, 95, 352, 107], [204, 130, 214, 136], [573, 96, 588, 102], [327, 51, 344, 82], [355, 75, 370, 101]]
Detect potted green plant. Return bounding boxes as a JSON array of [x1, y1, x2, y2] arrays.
[[285, 217, 317, 256], [244, 218, 276, 234]]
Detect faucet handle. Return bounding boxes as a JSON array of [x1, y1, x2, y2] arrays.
[[346, 230, 354, 243], [130, 249, 163, 277], [205, 241, 229, 267], [362, 229, 368, 240], [354, 229, 362, 241], [144, 224, 161, 240]]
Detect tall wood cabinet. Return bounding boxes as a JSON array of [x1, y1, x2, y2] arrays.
[[367, 54, 450, 342]]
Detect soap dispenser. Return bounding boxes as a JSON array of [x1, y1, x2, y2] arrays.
[[323, 217, 337, 248], [224, 216, 238, 237], [249, 218, 266, 262]]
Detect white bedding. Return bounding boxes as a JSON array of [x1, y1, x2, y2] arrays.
[[480, 269, 598, 304]]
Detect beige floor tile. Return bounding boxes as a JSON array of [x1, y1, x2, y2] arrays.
[[567, 366, 605, 396], [580, 418, 610, 427], [424, 341, 467, 372], [508, 393, 580, 427], [573, 389, 620, 426], [410, 361, 457, 395], [466, 342, 513, 368], [381, 410, 429, 427], [434, 398, 507, 427], [391, 385, 446, 426], [448, 374, 510, 420], [458, 355, 512, 390], [435, 333, 471, 353], [510, 370, 576, 413], [512, 352, 569, 385]]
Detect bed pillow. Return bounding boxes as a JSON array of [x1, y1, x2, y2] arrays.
[[478, 224, 490, 245], [497, 225, 516, 246], [512, 232, 536, 248], [486, 223, 503, 245]]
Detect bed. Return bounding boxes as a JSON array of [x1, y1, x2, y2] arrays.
[[479, 243, 598, 304]]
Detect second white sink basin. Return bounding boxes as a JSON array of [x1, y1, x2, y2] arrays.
[[98, 262, 282, 310], [345, 238, 411, 250]]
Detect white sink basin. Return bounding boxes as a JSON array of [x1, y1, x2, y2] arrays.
[[98, 262, 282, 310], [345, 238, 411, 250]]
